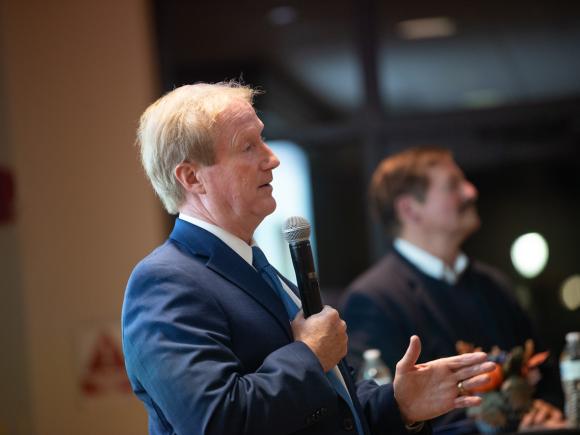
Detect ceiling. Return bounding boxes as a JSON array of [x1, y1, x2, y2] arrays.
[[152, 0, 580, 176], [154, 0, 580, 116]]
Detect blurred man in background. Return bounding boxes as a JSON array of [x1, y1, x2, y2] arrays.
[[342, 146, 564, 433], [122, 85, 495, 435]]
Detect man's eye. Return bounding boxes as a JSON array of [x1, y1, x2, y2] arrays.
[[243, 143, 253, 151], [448, 180, 460, 191]]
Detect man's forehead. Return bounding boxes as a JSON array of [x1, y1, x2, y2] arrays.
[[218, 101, 262, 129], [220, 98, 255, 118], [427, 158, 462, 180], [213, 100, 263, 148]]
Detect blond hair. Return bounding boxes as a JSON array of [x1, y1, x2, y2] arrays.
[[137, 81, 259, 213]]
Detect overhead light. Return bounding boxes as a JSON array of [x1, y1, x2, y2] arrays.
[[268, 6, 297, 26], [510, 232, 549, 279], [396, 17, 456, 40], [561, 275, 580, 311]]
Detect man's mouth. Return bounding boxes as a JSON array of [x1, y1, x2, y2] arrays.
[[460, 200, 477, 213]]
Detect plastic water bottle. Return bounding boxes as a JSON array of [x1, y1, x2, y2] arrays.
[[561, 331, 580, 427], [360, 349, 392, 385]]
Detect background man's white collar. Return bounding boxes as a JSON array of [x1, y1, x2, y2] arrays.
[[394, 238, 468, 285]]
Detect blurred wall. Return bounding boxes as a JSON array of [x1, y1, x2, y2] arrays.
[[0, 0, 162, 433]]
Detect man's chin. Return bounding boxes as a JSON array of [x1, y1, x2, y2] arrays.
[[464, 216, 481, 237], [257, 198, 277, 220]]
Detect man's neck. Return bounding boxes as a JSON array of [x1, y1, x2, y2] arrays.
[[398, 231, 462, 267], [179, 203, 256, 244]]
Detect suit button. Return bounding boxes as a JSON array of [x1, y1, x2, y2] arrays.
[[343, 417, 354, 431], [320, 407, 328, 416]]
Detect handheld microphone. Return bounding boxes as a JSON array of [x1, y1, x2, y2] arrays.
[[282, 216, 323, 318]]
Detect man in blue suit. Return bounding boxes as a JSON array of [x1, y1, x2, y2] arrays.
[[122, 82, 494, 435]]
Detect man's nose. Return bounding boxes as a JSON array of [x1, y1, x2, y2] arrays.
[[262, 144, 280, 170], [463, 180, 478, 200]]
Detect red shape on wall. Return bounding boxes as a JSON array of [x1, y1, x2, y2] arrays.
[[80, 333, 132, 396], [0, 166, 15, 224]]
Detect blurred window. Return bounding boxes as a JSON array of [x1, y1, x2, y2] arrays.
[[254, 141, 316, 284]]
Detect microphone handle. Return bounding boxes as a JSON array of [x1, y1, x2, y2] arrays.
[[289, 241, 323, 317]]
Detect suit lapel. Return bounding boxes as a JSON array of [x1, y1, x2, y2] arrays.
[[170, 219, 293, 340]]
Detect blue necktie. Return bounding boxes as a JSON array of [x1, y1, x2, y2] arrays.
[[252, 246, 363, 435]]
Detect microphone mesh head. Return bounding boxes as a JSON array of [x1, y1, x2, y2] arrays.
[[282, 216, 311, 243]]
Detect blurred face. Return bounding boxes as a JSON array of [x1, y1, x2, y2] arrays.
[[197, 99, 280, 237], [416, 158, 480, 242]]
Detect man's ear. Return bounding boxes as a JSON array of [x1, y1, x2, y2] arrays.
[[174, 161, 206, 194], [395, 194, 422, 225]]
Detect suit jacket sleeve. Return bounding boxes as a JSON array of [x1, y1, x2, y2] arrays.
[[357, 380, 430, 435]]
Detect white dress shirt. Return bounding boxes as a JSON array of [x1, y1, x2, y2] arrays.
[[394, 238, 469, 285]]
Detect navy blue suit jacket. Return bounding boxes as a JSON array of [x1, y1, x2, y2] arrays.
[[122, 219, 416, 435]]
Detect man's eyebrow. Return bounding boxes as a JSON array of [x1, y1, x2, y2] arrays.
[[230, 124, 260, 148], [230, 126, 250, 147]]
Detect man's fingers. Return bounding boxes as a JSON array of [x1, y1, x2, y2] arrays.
[[519, 400, 564, 429], [454, 361, 495, 382], [443, 352, 488, 370], [533, 405, 549, 425], [396, 335, 421, 373], [550, 407, 563, 421], [454, 395, 482, 408], [292, 310, 305, 323], [532, 400, 561, 425], [291, 308, 304, 322], [519, 411, 534, 429], [459, 373, 491, 391]]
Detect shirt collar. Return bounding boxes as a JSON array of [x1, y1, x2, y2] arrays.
[[178, 213, 303, 307], [178, 213, 254, 266], [394, 238, 469, 285]]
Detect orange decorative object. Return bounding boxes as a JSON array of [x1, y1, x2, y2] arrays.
[[527, 351, 549, 368], [469, 362, 504, 393], [521, 351, 549, 376]]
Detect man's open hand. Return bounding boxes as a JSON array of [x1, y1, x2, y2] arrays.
[[519, 399, 566, 430], [393, 335, 496, 424]]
